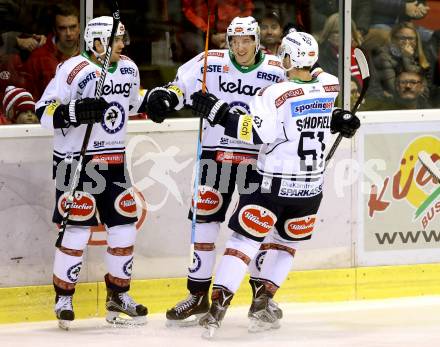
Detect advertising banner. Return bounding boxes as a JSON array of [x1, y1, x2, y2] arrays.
[[358, 121, 440, 266]]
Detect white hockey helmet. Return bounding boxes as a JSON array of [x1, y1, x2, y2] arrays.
[[278, 31, 319, 71], [226, 16, 260, 56], [84, 16, 126, 57]]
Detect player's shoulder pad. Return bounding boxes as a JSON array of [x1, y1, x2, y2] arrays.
[[318, 72, 340, 93], [59, 55, 91, 86], [120, 54, 134, 62], [262, 53, 284, 71]]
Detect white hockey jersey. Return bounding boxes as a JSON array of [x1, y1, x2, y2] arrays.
[[37, 52, 141, 160], [246, 72, 339, 191], [171, 50, 285, 155]]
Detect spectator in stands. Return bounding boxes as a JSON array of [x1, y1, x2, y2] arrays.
[[309, 0, 371, 37], [25, 2, 80, 100], [260, 11, 283, 55], [390, 68, 431, 109], [363, 0, 430, 52], [372, 21, 432, 99], [1, 86, 38, 124], [182, 0, 254, 49], [317, 14, 363, 79]]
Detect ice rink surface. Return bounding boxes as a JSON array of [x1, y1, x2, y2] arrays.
[[1, 296, 440, 347]]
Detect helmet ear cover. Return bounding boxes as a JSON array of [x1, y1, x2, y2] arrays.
[[84, 16, 126, 58], [278, 32, 319, 71], [226, 16, 260, 57]]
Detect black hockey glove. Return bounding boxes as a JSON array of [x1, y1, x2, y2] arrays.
[[190, 91, 230, 126], [144, 87, 178, 123], [54, 97, 108, 128], [330, 108, 360, 138]]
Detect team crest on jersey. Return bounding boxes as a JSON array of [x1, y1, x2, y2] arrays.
[[189, 252, 201, 273], [123, 257, 133, 277], [238, 205, 277, 238], [229, 101, 250, 114], [101, 102, 125, 134], [114, 188, 137, 218], [67, 262, 82, 282]]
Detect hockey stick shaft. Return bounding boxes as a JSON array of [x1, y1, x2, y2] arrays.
[[56, 1, 120, 247], [419, 151, 440, 182], [325, 48, 370, 167], [189, 6, 211, 266]]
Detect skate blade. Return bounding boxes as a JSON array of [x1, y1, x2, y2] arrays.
[[202, 325, 217, 339], [58, 319, 71, 331], [165, 314, 204, 328], [248, 318, 280, 333], [106, 311, 147, 326]]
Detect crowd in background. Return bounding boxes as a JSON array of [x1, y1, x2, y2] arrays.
[[1, 0, 439, 125]]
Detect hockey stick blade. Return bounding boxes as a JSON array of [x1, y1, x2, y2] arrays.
[[325, 48, 370, 167], [418, 151, 440, 182]]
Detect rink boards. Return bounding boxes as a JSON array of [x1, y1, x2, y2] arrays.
[[0, 111, 439, 323]]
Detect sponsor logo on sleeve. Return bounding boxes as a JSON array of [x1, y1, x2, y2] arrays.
[[238, 114, 253, 142], [67, 61, 89, 85], [323, 84, 340, 92], [46, 101, 60, 116], [268, 60, 281, 67], [275, 88, 305, 108]]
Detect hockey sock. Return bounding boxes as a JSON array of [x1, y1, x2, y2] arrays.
[[105, 246, 134, 290], [214, 232, 260, 293], [258, 243, 296, 290], [53, 247, 84, 296], [187, 222, 220, 293]]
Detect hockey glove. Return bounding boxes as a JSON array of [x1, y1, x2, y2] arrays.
[[54, 97, 108, 128], [330, 108, 360, 138], [143, 87, 178, 123], [190, 91, 230, 126]]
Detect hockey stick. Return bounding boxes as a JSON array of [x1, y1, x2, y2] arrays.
[[325, 48, 370, 168], [419, 151, 440, 182], [189, 6, 211, 266], [56, 1, 120, 247]]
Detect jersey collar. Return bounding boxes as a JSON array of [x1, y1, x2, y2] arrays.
[[82, 52, 118, 73], [229, 51, 265, 73], [289, 77, 318, 84]]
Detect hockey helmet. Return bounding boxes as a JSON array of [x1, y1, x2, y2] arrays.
[[226, 16, 260, 56], [84, 16, 126, 57], [278, 31, 318, 70]]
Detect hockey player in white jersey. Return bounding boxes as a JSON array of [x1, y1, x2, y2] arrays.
[[145, 16, 285, 326], [191, 31, 360, 337], [36, 16, 155, 329]]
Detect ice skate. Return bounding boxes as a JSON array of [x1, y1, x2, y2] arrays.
[[199, 288, 233, 339], [165, 292, 209, 327], [105, 289, 148, 326], [249, 279, 283, 321], [55, 295, 74, 330], [248, 292, 281, 333]]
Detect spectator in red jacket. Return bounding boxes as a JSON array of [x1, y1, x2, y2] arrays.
[[25, 2, 80, 100], [183, 0, 254, 48]]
